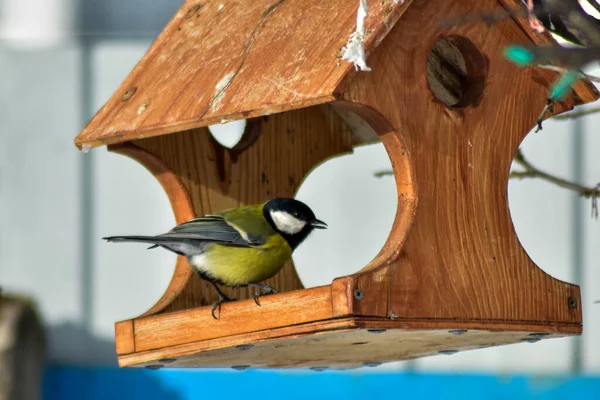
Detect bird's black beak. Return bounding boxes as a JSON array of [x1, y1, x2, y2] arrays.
[[311, 218, 328, 229]]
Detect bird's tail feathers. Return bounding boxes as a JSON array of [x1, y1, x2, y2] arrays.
[[103, 235, 183, 249]]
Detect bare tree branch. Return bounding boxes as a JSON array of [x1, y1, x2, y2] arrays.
[[537, 64, 600, 82], [511, 149, 600, 218], [553, 105, 600, 119], [375, 148, 600, 219]]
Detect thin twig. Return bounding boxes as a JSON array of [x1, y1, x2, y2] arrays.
[[537, 64, 600, 83], [512, 149, 600, 218], [535, 99, 554, 132], [376, 149, 600, 218], [553, 106, 600, 120], [374, 170, 394, 178]]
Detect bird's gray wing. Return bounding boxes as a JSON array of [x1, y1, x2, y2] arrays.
[[103, 215, 264, 257], [164, 215, 263, 246]]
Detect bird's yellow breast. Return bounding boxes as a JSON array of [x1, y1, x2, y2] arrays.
[[190, 233, 292, 286]]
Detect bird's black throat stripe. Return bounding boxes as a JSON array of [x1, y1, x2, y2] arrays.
[[263, 208, 314, 251]]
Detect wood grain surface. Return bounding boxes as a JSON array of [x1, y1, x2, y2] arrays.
[[118, 317, 578, 368], [121, 105, 354, 314], [104, 0, 598, 369], [74, 0, 412, 149], [335, 0, 584, 324]]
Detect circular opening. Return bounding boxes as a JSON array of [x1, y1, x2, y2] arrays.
[[97, 150, 176, 329], [208, 119, 247, 149], [507, 123, 578, 286], [293, 142, 398, 288], [426, 36, 487, 108]]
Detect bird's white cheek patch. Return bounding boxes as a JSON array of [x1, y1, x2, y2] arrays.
[[270, 210, 306, 235]]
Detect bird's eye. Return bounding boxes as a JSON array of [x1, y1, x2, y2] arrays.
[[293, 212, 300, 218]]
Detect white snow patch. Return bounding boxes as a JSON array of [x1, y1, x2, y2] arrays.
[[341, 0, 371, 72]]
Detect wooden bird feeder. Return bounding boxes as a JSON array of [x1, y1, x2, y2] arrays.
[[75, 0, 599, 370]]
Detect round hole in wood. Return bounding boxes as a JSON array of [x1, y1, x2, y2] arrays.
[[208, 120, 247, 149], [426, 36, 487, 108], [292, 141, 398, 288]]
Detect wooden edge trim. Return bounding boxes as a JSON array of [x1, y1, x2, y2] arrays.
[[132, 286, 334, 352], [352, 317, 582, 333], [115, 320, 135, 355], [331, 276, 354, 316], [75, 95, 337, 150], [107, 142, 196, 318], [497, 0, 600, 105], [118, 318, 358, 367], [118, 316, 580, 367]]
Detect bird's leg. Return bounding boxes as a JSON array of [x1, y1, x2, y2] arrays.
[[208, 281, 235, 320], [247, 283, 278, 306]]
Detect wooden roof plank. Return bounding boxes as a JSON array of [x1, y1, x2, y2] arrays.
[[74, 0, 411, 148]]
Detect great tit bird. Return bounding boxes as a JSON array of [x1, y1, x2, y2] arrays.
[[103, 198, 327, 319]]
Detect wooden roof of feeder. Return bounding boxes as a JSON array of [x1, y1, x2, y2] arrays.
[[76, 0, 599, 370]]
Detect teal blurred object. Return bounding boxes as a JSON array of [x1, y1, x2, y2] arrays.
[[43, 365, 600, 400], [503, 45, 580, 102], [504, 46, 536, 66], [549, 71, 580, 101]]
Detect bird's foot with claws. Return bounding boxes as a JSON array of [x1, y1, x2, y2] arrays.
[[211, 295, 236, 320], [248, 283, 278, 306]]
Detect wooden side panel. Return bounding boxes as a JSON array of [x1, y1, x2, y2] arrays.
[[118, 317, 579, 369], [335, 0, 582, 325], [127, 105, 354, 314], [74, 0, 413, 148]]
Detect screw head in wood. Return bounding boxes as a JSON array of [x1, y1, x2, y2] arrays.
[[310, 366, 328, 371], [121, 87, 137, 102], [568, 296, 578, 310], [232, 365, 250, 370], [158, 358, 177, 364], [236, 344, 254, 350], [145, 364, 163, 370], [448, 329, 468, 335], [364, 362, 381, 367], [353, 288, 364, 300], [439, 349, 458, 355]]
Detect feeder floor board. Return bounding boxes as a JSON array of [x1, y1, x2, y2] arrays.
[[115, 286, 579, 369]]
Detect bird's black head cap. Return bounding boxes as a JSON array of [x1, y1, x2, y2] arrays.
[[263, 198, 327, 250]]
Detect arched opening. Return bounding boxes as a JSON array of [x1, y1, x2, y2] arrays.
[[293, 103, 416, 287]]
